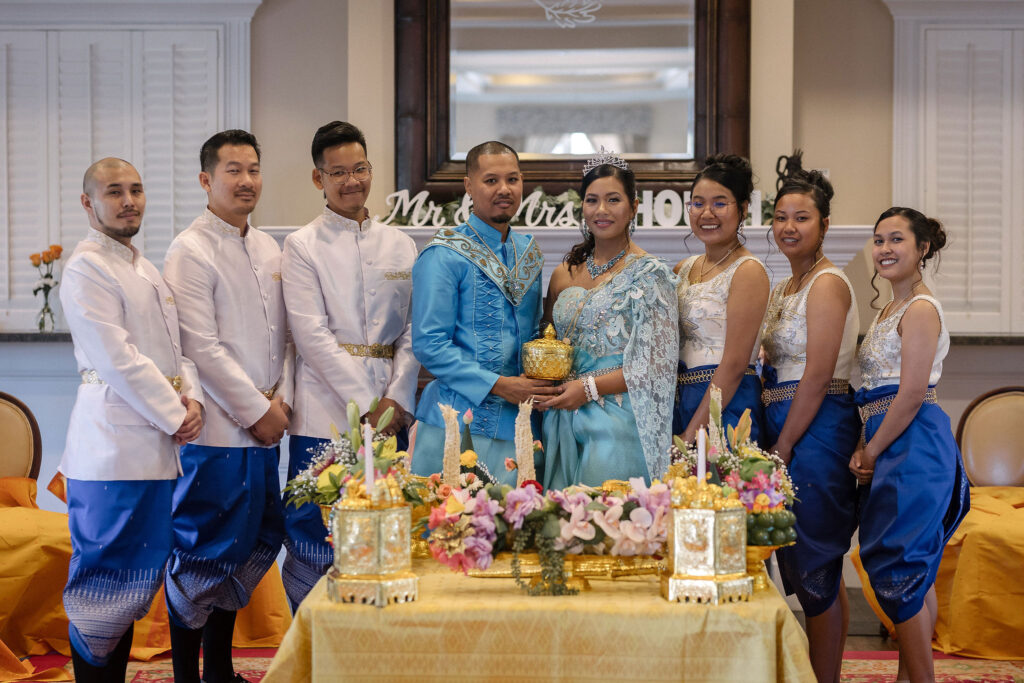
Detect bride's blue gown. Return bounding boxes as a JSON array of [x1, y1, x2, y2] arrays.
[[542, 255, 678, 488]]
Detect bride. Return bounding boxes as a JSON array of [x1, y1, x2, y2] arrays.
[[536, 152, 678, 487]]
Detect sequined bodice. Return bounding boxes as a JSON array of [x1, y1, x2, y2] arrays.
[[553, 259, 639, 364], [677, 254, 765, 367], [761, 268, 858, 383], [858, 295, 948, 390]]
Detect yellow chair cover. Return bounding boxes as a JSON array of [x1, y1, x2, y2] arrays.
[[0, 476, 292, 680], [851, 486, 1024, 659]]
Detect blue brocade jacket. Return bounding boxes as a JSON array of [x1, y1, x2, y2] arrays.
[[411, 214, 544, 441]]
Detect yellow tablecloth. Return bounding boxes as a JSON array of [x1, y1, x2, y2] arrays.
[[264, 560, 814, 682]]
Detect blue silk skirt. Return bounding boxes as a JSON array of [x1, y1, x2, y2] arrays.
[[855, 385, 970, 624], [541, 353, 649, 489], [64, 478, 174, 666], [763, 377, 861, 617], [672, 362, 765, 447], [165, 444, 285, 629], [282, 435, 333, 610]]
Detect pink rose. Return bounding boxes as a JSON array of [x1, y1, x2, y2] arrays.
[[505, 457, 518, 472]]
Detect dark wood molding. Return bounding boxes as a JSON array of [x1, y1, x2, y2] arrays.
[[395, 0, 751, 199]]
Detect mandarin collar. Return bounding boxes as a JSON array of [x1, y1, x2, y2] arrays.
[[467, 213, 511, 249], [202, 208, 249, 238], [85, 228, 136, 264], [322, 206, 372, 233]]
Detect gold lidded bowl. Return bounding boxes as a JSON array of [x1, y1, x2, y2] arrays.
[[522, 324, 573, 381]]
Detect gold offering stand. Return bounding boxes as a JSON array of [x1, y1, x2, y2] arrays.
[[325, 480, 418, 607], [662, 478, 753, 604]]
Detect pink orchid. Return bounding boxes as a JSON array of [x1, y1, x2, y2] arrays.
[[555, 503, 594, 552], [505, 457, 517, 472]]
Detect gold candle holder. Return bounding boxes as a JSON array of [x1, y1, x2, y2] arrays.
[[326, 501, 418, 607], [661, 507, 753, 604]]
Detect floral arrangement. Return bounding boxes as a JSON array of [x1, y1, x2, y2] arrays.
[[427, 477, 670, 596], [667, 386, 797, 546], [30, 244, 63, 332], [283, 399, 430, 510]]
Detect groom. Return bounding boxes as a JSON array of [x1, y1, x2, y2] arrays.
[[411, 141, 556, 483]]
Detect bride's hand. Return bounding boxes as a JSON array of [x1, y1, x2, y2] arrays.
[[536, 380, 589, 411]]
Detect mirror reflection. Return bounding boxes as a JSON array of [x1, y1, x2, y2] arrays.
[[450, 0, 696, 160]]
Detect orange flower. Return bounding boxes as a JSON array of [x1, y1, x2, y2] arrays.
[[30, 253, 41, 267], [41, 250, 53, 264], [49, 244, 63, 259]]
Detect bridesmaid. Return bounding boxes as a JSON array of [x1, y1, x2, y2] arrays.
[[761, 171, 859, 683], [851, 207, 969, 683], [539, 157, 678, 487], [674, 154, 769, 445]]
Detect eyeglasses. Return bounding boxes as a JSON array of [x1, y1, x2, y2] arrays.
[[686, 200, 736, 214], [318, 164, 373, 183]]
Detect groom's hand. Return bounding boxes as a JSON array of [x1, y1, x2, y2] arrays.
[[491, 375, 559, 408]]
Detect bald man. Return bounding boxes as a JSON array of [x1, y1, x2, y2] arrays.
[[60, 158, 203, 682]]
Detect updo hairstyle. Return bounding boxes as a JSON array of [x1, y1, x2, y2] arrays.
[[565, 164, 637, 271], [691, 154, 754, 212], [869, 206, 948, 307], [774, 169, 834, 230]]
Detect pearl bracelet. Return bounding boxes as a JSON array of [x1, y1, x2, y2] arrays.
[[586, 376, 603, 406]]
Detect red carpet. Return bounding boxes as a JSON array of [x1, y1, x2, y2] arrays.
[[20, 649, 276, 682], [841, 651, 1024, 682]]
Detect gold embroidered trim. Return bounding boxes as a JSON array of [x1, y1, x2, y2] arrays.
[[761, 379, 850, 406], [81, 370, 182, 393], [271, 272, 282, 282], [260, 383, 278, 399], [677, 366, 757, 385], [338, 343, 395, 359], [859, 388, 937, 422], [384, 271, 411, 280]]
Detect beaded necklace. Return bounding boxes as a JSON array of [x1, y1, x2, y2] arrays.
[[585, 247, 627, 279]]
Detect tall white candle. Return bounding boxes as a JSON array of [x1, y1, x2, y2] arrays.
[[363, 421, 376, 502], [697, 427, 707, 484]]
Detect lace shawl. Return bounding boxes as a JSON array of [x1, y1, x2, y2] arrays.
[[614, 256, 680, 479]]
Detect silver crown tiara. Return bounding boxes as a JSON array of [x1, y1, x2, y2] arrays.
[[582, 146, 630, 176]]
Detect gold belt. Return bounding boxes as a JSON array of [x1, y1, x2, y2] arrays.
[[567, 364, 622, 381], [81, 370, 182, 393], [761, 379, 850, 406], [678, 366, 757, 385], [859, 388, 938, 423], [260, 382, 278, 399], [338, 342, 394, 359]]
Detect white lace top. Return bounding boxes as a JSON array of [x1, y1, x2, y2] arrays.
[[677, 254, 766, 368], [858, 294, 949, 390], [761, 268, 858, 383]]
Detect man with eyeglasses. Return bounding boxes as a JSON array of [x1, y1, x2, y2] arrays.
[[280, 120, 418, 608], [162, 129, 290, 683]]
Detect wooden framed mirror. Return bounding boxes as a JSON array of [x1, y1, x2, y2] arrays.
[[395, 0, 750, 198]]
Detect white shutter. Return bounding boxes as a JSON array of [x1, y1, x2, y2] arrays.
[[924, 29, 1014, 333], [0, 31, 49, 325], [135, 30, 219, 268], [54, 31, 133, 249]]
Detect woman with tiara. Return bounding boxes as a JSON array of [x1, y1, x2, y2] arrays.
[[674, 154, 768, 446], [537, 151, 678, 487], [761, 171, 860, 682], [851, 207, 969, 683]]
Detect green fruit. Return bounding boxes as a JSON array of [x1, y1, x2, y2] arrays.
[[746, 513, 756, 529], [771, 528, 788, 545], [749, 528, 771, 545], [774, 510, 794, 528], [784, 526, 798, 543], [756, 512, 774, 528]]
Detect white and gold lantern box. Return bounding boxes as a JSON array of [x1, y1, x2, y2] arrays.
[[661, 507, 753, 604], [327, 501, 418, 607]]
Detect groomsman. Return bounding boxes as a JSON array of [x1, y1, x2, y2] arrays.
[[281, 120, 418, 607], [61, 158, 203, 682], [411, 141, 556, 484], [162, 130, 289, 683]]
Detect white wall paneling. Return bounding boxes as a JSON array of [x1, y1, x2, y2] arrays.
[[0, 0, 260, 331], [885, 1, 1024, 333]]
